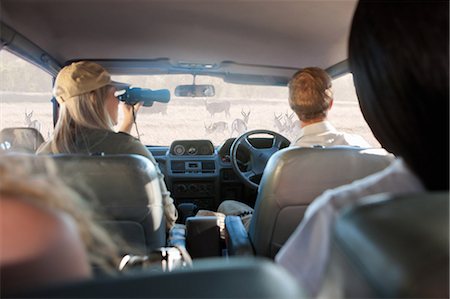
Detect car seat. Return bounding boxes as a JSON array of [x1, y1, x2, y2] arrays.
[[0, 127, 45, 153], [15, 257, 306, 298], [227, 146, 394, 258], [46, 154, 166, 255]]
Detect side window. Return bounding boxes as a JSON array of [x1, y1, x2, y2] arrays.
[[0, 50, 53, 140], [330, 73, 380, 147]]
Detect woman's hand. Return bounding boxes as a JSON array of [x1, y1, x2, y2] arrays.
[[118, 102, 143, 134]]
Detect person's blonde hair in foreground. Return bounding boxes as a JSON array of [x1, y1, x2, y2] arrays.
[[0, 155, 121, 293]]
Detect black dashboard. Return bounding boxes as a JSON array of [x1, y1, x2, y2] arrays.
[[147, 137, 282, 211], [148, 138, 252, 211]]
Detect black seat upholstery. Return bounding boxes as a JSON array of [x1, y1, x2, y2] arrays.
[[247, 146, 394, 258], [45, 154, 166, 254], [0, 127, 45, 153], [320, 192, 449, 298], [15, 257, 305, 298]]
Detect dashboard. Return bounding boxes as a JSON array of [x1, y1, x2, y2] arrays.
[[149, 139, 252, 211], [148, 137, 281, 211]]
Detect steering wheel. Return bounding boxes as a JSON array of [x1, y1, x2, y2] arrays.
[[230, 129, 290, 190]]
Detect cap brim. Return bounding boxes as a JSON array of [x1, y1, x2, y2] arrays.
[[110, 81, 130, 91]]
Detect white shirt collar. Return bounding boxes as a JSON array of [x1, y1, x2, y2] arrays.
[[298, 120, 336, 139]]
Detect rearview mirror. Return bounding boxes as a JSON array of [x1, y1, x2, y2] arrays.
[[175, 84, 215, 97]]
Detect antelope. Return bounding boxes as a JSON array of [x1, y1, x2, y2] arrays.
[[284, 112, 301, 133], [205, 100, 231, 118], [284, 112, 295, 130], [205, 121, 229, 135], [24, 110, 41, 132], [273, 113, 287, 132], [231, 109, 251, 136]]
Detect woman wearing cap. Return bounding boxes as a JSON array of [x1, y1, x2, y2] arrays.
[[38, 61, 177, 231]]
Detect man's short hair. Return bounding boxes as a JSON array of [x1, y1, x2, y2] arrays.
[[288, 67, 333, 121]]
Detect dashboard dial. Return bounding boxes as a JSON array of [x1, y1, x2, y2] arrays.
[[173, 144, 185, 155], [187, 146, 198, 155]]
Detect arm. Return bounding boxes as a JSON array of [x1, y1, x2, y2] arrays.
[[118, 102, 143, 134], [146, 153, 179, 230], [275, 203, 334, 297]]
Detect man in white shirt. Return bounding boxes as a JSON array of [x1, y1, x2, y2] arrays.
[[200, 67, 370, 228], [288, 67, 369, 148]]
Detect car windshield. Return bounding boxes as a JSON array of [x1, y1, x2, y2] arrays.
[[0, 50, 378, 148], [113, 74, 288, 146], [112, 74, 379, 147]]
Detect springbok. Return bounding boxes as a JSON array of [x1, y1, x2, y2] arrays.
[[273, 113, 287, 132], [24, 110, 41, 132], [205, 121, 229, 135], [231, 109, 251, 136], [284, 112, 301, 133], [283, 111, 301, 139], [284, 112, 295, 130]]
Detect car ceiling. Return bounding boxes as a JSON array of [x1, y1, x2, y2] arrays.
[[0, 0, 357, 83]]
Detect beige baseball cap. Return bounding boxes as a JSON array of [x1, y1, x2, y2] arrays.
[[53, 61, 130, 104]]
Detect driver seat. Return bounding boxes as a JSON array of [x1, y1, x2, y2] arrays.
[[247, 146, 394, 258]]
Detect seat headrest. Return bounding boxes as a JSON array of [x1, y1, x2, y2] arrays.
[[0, 127, 45, 153], [49, 154, 160, 221]]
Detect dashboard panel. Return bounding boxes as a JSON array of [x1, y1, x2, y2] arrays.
[[169, 140, 214, 156], [148, 139, 257, 211]]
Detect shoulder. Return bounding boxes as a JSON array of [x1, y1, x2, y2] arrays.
[[0, 197, 91, 289], [1, 198, 75, 261], [340, 133, 371, 148], [108, 131, 153, 159], [102, 130, 140, 143]]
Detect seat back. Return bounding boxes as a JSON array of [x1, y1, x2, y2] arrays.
[[248, 146, 394, 258], [20, 257, 305, 298], [0, 127, 45, 153], [320, 192, 449, 298], [48, 154, 166, 254]]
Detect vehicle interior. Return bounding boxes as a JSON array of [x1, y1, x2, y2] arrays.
[[0, 0, 448, 298]]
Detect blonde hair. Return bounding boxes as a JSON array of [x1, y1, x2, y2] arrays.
[[0, 155, 121, 273], [51, 85, 114, 153], [288, 67, 333, 121]]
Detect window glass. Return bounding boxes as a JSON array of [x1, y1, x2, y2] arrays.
[[330, 73, 380, 147], [0, 50, 53, 140], [114, 73, 380, 147], [113, 74, 291, 146], [0, 55, 379, 149]]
